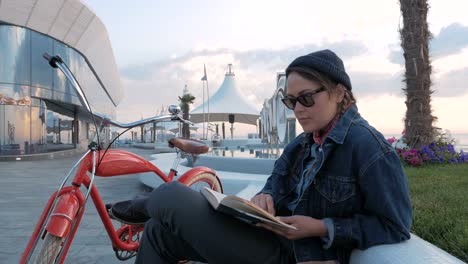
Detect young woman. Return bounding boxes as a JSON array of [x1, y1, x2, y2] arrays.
[[129, 49, 412, 264]]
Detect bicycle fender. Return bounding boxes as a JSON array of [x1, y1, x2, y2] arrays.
[[178, 166, 217, 182], [178, 166, 223, 193], [46, 193, 80, 238]]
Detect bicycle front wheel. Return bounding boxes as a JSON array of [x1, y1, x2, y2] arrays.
[[180, 171, 223, 193], [35, 233, 64, 264]]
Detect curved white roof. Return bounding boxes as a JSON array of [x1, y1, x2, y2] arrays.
[[0, 0, 123, 105], [190, 66, 260, 126]]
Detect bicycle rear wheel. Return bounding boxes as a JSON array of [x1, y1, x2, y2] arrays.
[[182, 172, 222, 193], [34, 233, 64, 264]]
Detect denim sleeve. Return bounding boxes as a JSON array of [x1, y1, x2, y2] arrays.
[[259, 176, 274, 195], [321, 218, 335, 249], [257, 154, 290, 196], [330, 151, 413, 250]]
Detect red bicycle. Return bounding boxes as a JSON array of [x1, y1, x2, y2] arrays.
[[20, 54, 223, 263]]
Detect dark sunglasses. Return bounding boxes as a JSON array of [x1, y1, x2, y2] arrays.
[[281, 86, 327, 110]]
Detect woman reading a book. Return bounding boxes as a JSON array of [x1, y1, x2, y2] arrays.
[[121, 49, 412, 264]]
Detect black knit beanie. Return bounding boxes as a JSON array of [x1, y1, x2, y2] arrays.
[[285, 49, 352, 90]]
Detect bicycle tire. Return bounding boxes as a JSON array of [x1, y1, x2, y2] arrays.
[[183, 172, 222, 193], [34, 233, 64, 264]]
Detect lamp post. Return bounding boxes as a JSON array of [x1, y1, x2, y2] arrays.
[[222, 122, 225, 140], [58, 118, 61, 144], [229, 114, 235, 139], [201, 64, 209, 140]]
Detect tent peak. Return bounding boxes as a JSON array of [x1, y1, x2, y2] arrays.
[[226, 64, 235, 76]]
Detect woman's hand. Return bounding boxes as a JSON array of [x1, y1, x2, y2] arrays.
[[258, 215, 328, 240], [250, 193, 275, 215]]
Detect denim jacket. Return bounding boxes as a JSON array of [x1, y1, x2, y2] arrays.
[[260, 105, 412, 263]]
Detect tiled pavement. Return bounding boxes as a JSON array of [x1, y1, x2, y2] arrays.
[[0, 148, 154, 264]]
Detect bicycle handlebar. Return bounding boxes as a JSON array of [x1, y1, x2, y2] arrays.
[[43, 53, 93, 114], [42, 53, 194, 130], [94, 111, 194, 129]]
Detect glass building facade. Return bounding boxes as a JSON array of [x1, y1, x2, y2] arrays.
[[0, 23, 117, 156]]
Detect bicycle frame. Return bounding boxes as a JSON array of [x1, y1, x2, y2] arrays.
[[22, 53, 220, 263], [21, 148, 217, 264]]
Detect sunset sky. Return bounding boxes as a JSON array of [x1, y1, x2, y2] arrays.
[[82, 0, 468, 136]]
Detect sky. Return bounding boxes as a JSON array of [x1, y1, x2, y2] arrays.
[[81, 0, 468, 137]]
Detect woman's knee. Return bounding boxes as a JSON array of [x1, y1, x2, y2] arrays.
[[146, 181, 191, 218]]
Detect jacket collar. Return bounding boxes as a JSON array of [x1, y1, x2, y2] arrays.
[[327, 104, 359, 145]]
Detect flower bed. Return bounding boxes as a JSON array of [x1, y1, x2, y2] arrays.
[[387, 133, 468, 166]]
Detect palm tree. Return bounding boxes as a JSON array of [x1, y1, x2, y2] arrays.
[[399, 0, 437, 148], [178, 93, 196, 138]]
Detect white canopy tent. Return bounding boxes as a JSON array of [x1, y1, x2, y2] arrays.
[[190, 65, 260, 138]]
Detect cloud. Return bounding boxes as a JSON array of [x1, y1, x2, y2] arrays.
[[388, 23, 468, 64], [388, 46, 404, 65], [118, 38, 468, 125], [350, 67, 468, 99], [116, 40, 367, 121], [121, 40, 367, 80], [350, 71, 404, 97], [115, 38, 468, 124], [234, 40, 367, 73], [433, 67, 468, 97], [348, 67, 468, 99], [431, 23, 468, 57]]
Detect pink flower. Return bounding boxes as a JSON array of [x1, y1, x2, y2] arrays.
[[410, 156, 422, 166], [409, 148, 418, 154], [402, 151, 411, 158], [387, 137, 397, 144]]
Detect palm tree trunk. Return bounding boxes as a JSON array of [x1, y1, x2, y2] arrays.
[[400, 0, 437, 148], [182, 111, 190, 138], [179, 93, 195, 139]]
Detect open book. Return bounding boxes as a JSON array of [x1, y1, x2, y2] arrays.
[[201, 187, 297, 230]]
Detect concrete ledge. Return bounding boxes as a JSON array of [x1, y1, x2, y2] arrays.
[[131, 142, 176, 153], [132, 143, 156, 149], [0, 148, 82, 161], [140, 153, 269, 196], [350, 234, 464, 264], [219, 138, 262, 147], [185, 155, 276, 175]]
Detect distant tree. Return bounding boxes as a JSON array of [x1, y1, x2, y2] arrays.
[[399, 0, 437, 148], [178, 93, 195, 138]]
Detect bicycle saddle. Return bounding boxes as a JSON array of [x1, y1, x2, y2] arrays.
[[168, 137, 209, 154]]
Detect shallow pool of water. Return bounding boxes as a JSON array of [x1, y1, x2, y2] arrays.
[[208, 147, 282, 159]]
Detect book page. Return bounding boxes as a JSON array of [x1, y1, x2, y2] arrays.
[[201, 187, 297, 230], [202, 187, 226, 206], [221, 197, 278, 222]]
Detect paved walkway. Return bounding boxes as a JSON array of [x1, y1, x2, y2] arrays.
[[0, 148, 154, 264], [1, 147, 464, 264]]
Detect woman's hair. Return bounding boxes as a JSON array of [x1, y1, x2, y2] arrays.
[[286, 66, 356, 113]]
